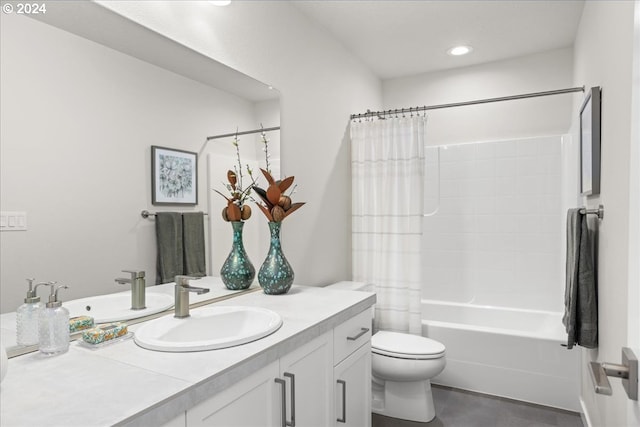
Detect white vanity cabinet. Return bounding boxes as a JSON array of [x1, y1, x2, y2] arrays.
[[186, 360, 280, 426], [334, 343, 371, 427], [332, 308, 372, 427], [185, 331, 333, 427], [278, 331, 334, 426], [0, 286, 376, 427], [182, 309, 372, 427]]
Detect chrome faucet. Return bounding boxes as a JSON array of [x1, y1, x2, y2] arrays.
[[174, 275, 209, 318], [115, 270, 146, 310]]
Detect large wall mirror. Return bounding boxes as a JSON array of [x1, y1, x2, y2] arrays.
[[0, 2, 280, 352]]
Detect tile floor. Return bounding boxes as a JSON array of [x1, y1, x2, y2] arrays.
[[372, 385, 584, 427]]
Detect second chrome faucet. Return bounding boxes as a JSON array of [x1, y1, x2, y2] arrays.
[[174, 275, 210, 318]]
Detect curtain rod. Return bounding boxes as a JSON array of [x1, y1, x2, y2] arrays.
[[206, 126, 280, 141], [350, 86, 585, 120]]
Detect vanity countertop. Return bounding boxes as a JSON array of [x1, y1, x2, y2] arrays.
[[0, 284, 375, 427]]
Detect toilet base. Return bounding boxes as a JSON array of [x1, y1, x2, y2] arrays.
[[372, 377, 436, 422]]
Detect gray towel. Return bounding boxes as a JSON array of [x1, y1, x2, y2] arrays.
[[182, 212, 206, 277], [155, 212, 183, 285], [562, 208, 598, 349]]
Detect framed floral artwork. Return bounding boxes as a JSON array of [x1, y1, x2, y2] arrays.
[[151, 146, 197, 205], [579, 86, 601, 196]]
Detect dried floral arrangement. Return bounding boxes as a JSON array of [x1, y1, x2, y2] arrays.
[[252, 168, 305, 222], [215, 128, 305, 223], [215, 134, 256, 222]]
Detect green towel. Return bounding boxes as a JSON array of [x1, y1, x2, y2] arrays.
[[155, 212, 183, 284], [562, 209, 598, 349], [182, 212, 206, 277]]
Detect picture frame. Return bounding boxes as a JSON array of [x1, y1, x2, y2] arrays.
[[151, 146, 198, 205], [579, 86, 601, 196]]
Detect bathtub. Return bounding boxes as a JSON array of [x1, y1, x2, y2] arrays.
[[422, 299, 580, 411]]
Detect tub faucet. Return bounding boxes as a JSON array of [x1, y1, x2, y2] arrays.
[[115, 270, 146, 310], [174, 275, 209, 318]]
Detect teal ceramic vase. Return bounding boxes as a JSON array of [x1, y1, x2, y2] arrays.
[[258, 221, 294, 295], [220, 221, 255, 290]]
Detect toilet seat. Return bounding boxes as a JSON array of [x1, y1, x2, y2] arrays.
[[372, 331, 445, 360]]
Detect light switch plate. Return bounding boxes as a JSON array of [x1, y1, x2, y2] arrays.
[[0, 211, 27, 231]]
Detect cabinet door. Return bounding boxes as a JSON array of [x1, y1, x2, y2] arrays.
[[278, 331, 333, 427], [334, 343, 371, 427], [187, 360, 279, 427]]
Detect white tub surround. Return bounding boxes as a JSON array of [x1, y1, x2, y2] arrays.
[[0, 286, 375, 427], [419, 135, 579, 411], [422, 299, 580, 411], [423, 135, 565, 312]]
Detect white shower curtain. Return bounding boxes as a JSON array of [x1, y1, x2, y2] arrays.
[[351, 116, 426, 335]]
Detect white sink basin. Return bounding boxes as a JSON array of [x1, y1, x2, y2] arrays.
[[63, 292, 174, 323], [134, 306, 283, 352]]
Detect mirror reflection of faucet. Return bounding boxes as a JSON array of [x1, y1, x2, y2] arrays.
[[115, 270, 146, 310], [174, 276, 209, 318]]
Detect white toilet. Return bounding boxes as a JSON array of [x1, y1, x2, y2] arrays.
[[326, 281, 447, 423], [371, 330, 446, 422]]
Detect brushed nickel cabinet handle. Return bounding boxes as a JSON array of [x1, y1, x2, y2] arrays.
[[284, 372, 296, 426], [275, 378, 287, 427], [347, 327, 369, 341], [337, 379, 347, 423]]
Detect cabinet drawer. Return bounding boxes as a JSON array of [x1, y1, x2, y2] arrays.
[[333, 308, 372, 365]]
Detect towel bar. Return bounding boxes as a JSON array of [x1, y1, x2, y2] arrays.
[[579, 204, 604, 220], [141, 210, 209, 219]]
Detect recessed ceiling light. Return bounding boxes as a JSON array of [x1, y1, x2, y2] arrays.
[[447, 45, 473, 56], [208, 0, 231, 6]]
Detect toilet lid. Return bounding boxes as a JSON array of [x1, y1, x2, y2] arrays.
[[371, 331, 445, 360]]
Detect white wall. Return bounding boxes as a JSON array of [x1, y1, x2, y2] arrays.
[[97, 1, 382, 287], [570, 2, 636, 426], [0, 14, 263, 312], [382, 48, 574, 145], [628, 4, 640, 427]]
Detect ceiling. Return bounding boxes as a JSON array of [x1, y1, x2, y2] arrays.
[[292, 0, 585, 80], [30, 1, 278, 102]]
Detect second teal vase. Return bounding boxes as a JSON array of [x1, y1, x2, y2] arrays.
[[258, 221, 294, 295], [220, 221, 255, 290]]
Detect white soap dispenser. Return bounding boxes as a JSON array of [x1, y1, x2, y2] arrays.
[[16, 278, 47, 346], [38, 283, 70, 355]]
